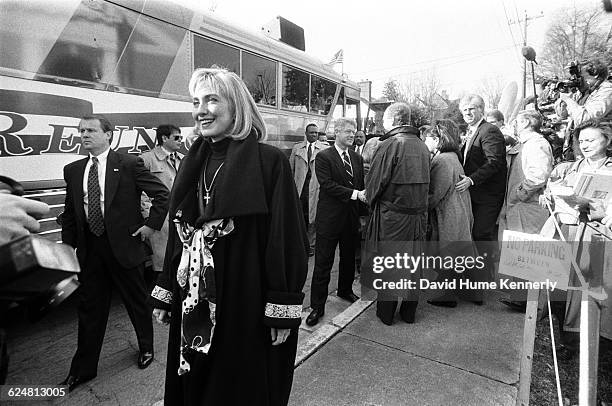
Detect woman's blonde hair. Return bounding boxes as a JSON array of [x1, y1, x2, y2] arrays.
[[188, 67, 266, 141]]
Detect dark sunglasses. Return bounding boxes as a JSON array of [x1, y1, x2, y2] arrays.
[[171, 135, 183, 141]]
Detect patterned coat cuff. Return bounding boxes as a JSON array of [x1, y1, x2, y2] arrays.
[[263, 291, 304, 329], [150, 285, 172, 311]]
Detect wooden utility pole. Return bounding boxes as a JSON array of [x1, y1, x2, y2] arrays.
[[510, 10, 544, 99]]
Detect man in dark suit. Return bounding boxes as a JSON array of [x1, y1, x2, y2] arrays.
[[352, 130, 366, 156], [456, 94, 507, 282], [60, 115, 169, 391], [306, 118, 366, 326]]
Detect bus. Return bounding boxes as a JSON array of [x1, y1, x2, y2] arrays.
[[0, 0, 363, 243]]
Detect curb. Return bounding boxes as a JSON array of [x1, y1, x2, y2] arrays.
[[294, 299, 373, 367]]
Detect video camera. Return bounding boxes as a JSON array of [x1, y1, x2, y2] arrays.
[[0, 176, 80, 321], [554, 61, 583, 92], [540, 61, 584, 103]]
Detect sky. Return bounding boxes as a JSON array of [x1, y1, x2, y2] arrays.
[[174, 0, 608, 100]]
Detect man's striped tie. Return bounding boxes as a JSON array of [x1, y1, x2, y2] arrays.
[[342, 151, 353, 185]]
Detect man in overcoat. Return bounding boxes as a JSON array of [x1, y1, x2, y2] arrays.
[[289, 123, 328, 256], [365, 102, 430, 325], [140, 124, 183, 276], [498, 110, 553, 311]]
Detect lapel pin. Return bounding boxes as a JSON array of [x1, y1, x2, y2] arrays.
[[113, 168, 119, 172]]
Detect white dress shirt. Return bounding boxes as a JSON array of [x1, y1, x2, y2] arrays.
[[333, 144, 359, 200], [462, 118, 485, 186], [463, 117, 484, 164], [83, 147, 110, 218]]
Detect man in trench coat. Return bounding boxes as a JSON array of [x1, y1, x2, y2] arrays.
[[289, 123, 328, 256]]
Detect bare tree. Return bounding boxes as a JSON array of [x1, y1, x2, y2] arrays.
[[478, 75, 504, 110], [399, 69, 443, 121], [382, 79, 404, 102], [538, 4, 610, 79], [380, 74, 439, 127]]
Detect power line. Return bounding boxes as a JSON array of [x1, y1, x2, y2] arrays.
[[501, 0, 525, 68], [352, 45, 517, 77], [513, 0, 526, 44], [507, 8, 545, 98], [502, 1, 519, 47], [367, 46, 518, 82], [495, 5, 524, 70]]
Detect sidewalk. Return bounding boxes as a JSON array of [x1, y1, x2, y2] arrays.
[[3, 251, 357, 405], [290, 290, 524, 406], [3, 252, 524, 405]]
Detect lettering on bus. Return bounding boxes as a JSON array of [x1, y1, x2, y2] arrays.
[[0, 112, 156, 156], [114, 126, 155, 153], [41, 124, 81, 154], [0, 112, 34, 156]]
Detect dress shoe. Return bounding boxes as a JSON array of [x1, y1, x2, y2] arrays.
[[427, 299, 458, 308], [305, 308, 324, 326], [376, 300, 397, 325], [337, 292, 359, 303], [60, 374, 95, 392], [399, 301, 417, 324], [498, 298, 526, 312], [138, 351, 154, 369], [376, 310, 394, 326]]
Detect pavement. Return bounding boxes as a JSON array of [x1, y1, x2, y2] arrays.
[[3, 251, 525, 405]]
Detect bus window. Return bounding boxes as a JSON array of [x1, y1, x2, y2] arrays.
[[33, 1, 140, 86], [310, 76, 336, 115], [193, 35, 239, 73], [281, 65, 309, 113], [110, 13, 185, 95], [242, 52, 277, 107]]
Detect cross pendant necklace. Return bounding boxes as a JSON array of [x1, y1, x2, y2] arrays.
[[203, 159, 225, 205]]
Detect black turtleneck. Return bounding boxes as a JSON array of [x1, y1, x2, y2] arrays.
[[201, 137, 231, 205]]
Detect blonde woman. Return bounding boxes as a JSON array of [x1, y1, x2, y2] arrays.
[[151, 68, 307, 405]]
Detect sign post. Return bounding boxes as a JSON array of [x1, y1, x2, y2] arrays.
[[516, 288, 539, 406], [578, 231, 607, 405], [501, 225, 610, 406], [498, 230, 571, 406]]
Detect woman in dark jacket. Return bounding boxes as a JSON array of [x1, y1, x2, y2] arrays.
[[151, 68, 308, 406], [423, 120, 482, 307]]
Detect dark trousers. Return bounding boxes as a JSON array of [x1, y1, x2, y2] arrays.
[[69, 230, 153, 377], [471, 199, 503, 241], [310, 223, 358, 311], [472, 199, 503, 280], [376, 299, 418, 325]]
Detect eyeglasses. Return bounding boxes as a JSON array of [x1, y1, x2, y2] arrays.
[[172, 135, 183, 141], [340, 129, 356, 135]]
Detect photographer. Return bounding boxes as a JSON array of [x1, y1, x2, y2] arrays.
[[0, 194, 50, 246], [0, 177, 50, 384], [554, 58, 612, 161]]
